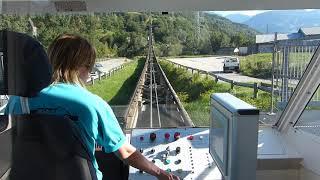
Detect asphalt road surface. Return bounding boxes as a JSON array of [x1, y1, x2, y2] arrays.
[[168, 57, 271, 84]]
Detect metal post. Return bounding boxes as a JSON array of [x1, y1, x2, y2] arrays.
[[270, 32, 277, 114], [282, 47, 289, 102], [253, 83, 258, 99], [91, 76, 94, 85]]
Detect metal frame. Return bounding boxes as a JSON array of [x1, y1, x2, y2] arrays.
[[277, 44, 320, 132], [2, 0, 320, 13]]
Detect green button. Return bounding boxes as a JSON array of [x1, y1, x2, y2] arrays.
[[166, 168, 171, 173], [165, 159, 171, 165]]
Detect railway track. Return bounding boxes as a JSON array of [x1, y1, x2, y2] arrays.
[[125, 25, 193, 129]]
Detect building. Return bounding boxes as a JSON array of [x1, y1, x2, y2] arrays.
[[256, 27, 320, 53]]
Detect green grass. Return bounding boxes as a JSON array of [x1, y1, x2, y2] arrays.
[[240, 53, 272, 78], [87, 58, 145, 105], [160, 60, 272, 126], [240, 52, 314, 79]]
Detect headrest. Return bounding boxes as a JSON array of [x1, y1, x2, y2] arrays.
[[0, 30, 52, 97]]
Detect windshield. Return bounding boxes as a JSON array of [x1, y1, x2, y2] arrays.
[[0, 10, 319, 129]]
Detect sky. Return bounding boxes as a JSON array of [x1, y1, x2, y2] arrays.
[[211, 9, 316, 17], [211, 10, 269, 17]]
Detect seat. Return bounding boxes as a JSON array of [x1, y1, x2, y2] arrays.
[[0, 30, 97, 180]]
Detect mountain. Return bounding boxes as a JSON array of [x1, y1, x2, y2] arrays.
[[225, 14, 251, 23], [204, 13, 258, 37], [244, 10, 320, 33]]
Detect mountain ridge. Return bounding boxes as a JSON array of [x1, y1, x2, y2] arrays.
[[221, 10, 320, 33]]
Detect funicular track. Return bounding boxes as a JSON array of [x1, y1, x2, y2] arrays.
[[125, 25, 193, 129]]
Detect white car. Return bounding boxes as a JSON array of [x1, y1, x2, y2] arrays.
[[90, 63, 104, 75], [223, 57, 239, 73]]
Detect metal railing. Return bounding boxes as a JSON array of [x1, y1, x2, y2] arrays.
[[166, 60, 275, 98], [86, 61, 133, 85]]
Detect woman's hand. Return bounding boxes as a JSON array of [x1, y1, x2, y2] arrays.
[[157, 169, 180, 180]]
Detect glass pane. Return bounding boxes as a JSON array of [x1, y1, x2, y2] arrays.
[[294, 85, 320, 136]]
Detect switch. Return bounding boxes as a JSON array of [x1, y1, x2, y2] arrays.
[[175, 147, 181, 154], [178, 169, 183, 173], [152, 159, 156, 163], [150, 148, 155, 153], [139, 136, 144, 141], [164, 151, 169, 157], [150, 133, 156, 141], [166, 146, 170, 152], [174, 132, 181, 141], [187, 135, 194, 140], [162, 154, 167, 159], [164, 133, 170, 140], [139, 148, 143, 153], [139, 170, 143, 173], [176, 159, 181, 164]]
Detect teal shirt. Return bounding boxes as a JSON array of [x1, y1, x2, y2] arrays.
[[5, 83, 126, 180]]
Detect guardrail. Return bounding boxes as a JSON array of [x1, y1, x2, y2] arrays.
[[166, 60, 279, 98], [87, 61, 133, 85]]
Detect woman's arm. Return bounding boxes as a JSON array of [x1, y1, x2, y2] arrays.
[[115, 142, 180, 180]]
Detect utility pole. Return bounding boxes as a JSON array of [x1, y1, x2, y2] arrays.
[[196, 11, 200, 42]]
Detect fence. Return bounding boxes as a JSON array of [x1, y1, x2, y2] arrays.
[[275, 44, 319, 104], [165, 60, 275, 98], [87, 61, 133, 85]]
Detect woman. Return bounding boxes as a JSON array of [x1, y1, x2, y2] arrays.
[[9, 34, 179, 180]]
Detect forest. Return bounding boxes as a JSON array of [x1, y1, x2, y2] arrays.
[[0, 12, 257, 58]]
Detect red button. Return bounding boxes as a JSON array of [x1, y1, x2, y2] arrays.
[[174, 132, 181, 141], [165, 133, 170, 139], [187, 135, 194, 140]]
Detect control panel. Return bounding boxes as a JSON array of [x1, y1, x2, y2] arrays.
[[129, 128, 222, 180]]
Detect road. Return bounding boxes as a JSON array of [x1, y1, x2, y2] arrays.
[[87, 58, 132, 82], [168, 56, 271, 84], [97, 58, 131, 72]]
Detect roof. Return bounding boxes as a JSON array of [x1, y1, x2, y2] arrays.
[[299, 27, 320, 36], [256, 33, 303, 44]]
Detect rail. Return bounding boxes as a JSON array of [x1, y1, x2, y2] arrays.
[[125, 25, 193, 129]]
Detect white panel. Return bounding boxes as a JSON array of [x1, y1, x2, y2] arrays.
[[258, 128, 285, 155], [129, 128, 222, 180], [285, 127, 320, 176]]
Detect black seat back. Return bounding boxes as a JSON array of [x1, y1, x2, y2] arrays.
[[0, 30, 97, 180], [10, 114, 97, 180]]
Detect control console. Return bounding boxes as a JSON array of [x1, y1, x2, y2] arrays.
[[129, 128, 222, 180]]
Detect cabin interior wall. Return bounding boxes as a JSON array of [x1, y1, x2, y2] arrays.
[[300, 167, 320, 180], [284, 127, 320, 179], [256, 169, 299, 180]]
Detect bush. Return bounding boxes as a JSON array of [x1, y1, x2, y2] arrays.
[[240, 53, 272, 78]]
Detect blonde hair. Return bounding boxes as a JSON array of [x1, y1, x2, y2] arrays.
[[47, 34, 96, 86]]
